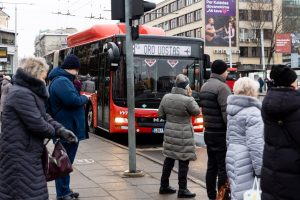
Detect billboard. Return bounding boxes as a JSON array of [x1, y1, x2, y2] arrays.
[[275, 34, 291, 53], [205, 0, 236, 47], [291, 33, 300, 68]]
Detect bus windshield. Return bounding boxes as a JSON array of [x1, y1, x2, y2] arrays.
[[113, 56, 201, 108]]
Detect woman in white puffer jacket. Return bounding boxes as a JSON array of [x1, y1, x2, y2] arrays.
[[226, 77, 264, 200]]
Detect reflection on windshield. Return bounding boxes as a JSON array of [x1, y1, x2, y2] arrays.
[[134, 57, 198, 99]]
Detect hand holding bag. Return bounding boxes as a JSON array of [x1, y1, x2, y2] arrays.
[[42, 140, 73, 182], [243, 177, 261, 200]]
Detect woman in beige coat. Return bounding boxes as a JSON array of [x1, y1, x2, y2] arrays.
[[158, 74, 200, 198]]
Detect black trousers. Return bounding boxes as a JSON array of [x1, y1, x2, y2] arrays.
[[160, 157, 190, 189], [204, 132, 227, 199]]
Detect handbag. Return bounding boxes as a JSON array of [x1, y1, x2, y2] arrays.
[[243, 177, 261, 200], [216, 181, 231, 200], [42, 140, 73, 181]]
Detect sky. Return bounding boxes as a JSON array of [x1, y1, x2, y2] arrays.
[[3, 0, 161, 58]]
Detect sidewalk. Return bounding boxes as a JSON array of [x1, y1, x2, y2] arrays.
[[47, 134, 208, 200]]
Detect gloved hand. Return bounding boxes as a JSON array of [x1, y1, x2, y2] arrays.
[[56, 127, 78, 143]]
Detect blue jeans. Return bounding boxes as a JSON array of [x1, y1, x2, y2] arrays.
[[55, 142, 79, 198]]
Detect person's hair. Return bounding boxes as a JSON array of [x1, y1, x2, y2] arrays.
[[233, 77, 259, 97], [19, 57, 49, 79]]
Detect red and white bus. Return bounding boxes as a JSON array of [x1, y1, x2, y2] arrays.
[[51, 23, 209, 135]]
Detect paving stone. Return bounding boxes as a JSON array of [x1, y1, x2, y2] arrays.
[[74, 163, 106, 171], [100, 182, 136, 191], [109, 188, 152, 200], [91, 175, 126, 184], [124, 176, 160, 186]]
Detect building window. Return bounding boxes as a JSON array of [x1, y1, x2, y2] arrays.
[[178, 0, 185, 9], [240, 47, 249, 57], [178, 15, 186, 26], [170, 2, 178, 12], [239, 10, 248, 21], [251, 10, 261, 21], [170, 18, 178, 29], [186, 12, 194, 24], [186, 0, 193, 6], [263, 11, 272, 21], [151, 11, 157, 20], [139, 17, 144, 25], [264, 29, 272, 40], [195, 9, 202, 21], [157, 8, 162, 18], [164, 21, 170, 31], [185, 30, 192, 37], [194, 0, 200, 2], [163, 5, 169, 15], [144, 14, 150, 23], [195, 28, 201, 38]]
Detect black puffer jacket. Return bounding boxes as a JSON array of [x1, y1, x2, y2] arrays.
[[261, 87, 300, 200], [0, 68, 62, 200]]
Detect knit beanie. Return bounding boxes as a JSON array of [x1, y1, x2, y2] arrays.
[[270, 65, 297, 87], [62, 54, 80, 69], [211, 60, 228, 75], [175, 74, 190, 89]]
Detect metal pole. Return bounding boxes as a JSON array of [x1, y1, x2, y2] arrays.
[[125, 0, 136, 173], [14, 4, 18, 73], [261, 29, 266, 82], [229, 26, 232, 68]]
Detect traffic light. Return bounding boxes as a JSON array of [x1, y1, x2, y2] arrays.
[[111, 0, 156, 22]]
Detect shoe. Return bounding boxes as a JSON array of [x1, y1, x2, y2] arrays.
[[56, 195, 74, 200], [177, 189, 196, 198], [159, 186, 177, 194], [70, 190, 79, 198]]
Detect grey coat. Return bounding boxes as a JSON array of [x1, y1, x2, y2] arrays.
[[226, 95, 264, 200], [0, 79, 12, 112], [0, 68, 62, 200], [158, 87, 200, 161]]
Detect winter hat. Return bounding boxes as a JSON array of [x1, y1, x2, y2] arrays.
[[211, 60, 228, 75], [62, 54, 80, 69], [175, 74, 190, 89], [3, 75, 11, 81], [270, 64, 297, 87]]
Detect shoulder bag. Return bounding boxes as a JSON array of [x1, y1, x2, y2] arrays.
[[42, 139, 73, 182]]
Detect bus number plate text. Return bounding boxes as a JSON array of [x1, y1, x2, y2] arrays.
[[152, 128, 164, 134]]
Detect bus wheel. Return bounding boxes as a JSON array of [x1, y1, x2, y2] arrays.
[[87, 106, 95, 134]]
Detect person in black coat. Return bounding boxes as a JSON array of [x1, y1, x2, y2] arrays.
[[0, 57, 78, 200], [261, 64, 300, 200]]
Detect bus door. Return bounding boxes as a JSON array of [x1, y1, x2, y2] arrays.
[[97, 55, 110, 131]]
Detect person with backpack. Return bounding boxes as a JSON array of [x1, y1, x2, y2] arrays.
[[48, 54, 89, 200]]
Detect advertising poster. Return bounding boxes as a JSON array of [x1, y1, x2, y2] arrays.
[[275, 34, 291, 53], [205, 0, 237, 47], [291, 33, 300, 68]]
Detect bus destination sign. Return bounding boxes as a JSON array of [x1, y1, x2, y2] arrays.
[[134, 43, 192, 57]]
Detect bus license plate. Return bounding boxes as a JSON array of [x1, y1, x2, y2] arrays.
[[153, 128, 164, 134]]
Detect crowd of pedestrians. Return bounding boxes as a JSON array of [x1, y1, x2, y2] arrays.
[[0, 54, 299, 200]]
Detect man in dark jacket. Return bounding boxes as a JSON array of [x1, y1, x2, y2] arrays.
[[199, 60, 231, 200], [48, 54, 89, 200]]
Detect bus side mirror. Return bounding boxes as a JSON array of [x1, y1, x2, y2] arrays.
[[104, 42, 120, 71], [203, 54, 211, 80]]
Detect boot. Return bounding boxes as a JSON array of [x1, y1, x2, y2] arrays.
[[177, 189, 196, 198], [159, 186, 177, 194]]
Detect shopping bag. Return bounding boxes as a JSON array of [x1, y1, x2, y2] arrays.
[[42, 140, 73, 181], [243, 177, 261, 200]]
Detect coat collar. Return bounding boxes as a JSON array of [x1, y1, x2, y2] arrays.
[[171, 87, 188, 96], [210, 73, 226, 83], [14, 68, 49, 99]]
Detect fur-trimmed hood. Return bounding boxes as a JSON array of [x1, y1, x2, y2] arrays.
[[14, 68, 49, 99]]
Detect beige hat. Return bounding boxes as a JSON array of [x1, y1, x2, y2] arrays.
[[3, 75, 11, 81]]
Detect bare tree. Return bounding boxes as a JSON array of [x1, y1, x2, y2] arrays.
[[246, 0, 298, 65]]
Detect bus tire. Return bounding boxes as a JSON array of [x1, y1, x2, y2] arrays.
[[87, 104, 95, 134]]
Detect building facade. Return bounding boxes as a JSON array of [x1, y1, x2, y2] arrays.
[[34, 28, 77, 57], [0, 10, 15, 75], [141, 0, 283, 73]]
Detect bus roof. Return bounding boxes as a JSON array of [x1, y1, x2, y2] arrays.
[[67, 23, 165, 47]]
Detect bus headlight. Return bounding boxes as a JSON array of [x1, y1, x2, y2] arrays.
[[194, 117, 203, 124], [115, 117, 128, 124]]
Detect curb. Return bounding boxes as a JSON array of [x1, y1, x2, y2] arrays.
[[92, 134, 207, 189]]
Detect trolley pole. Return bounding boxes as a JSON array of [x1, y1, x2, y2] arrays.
[[124, 0, 144, 177]]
